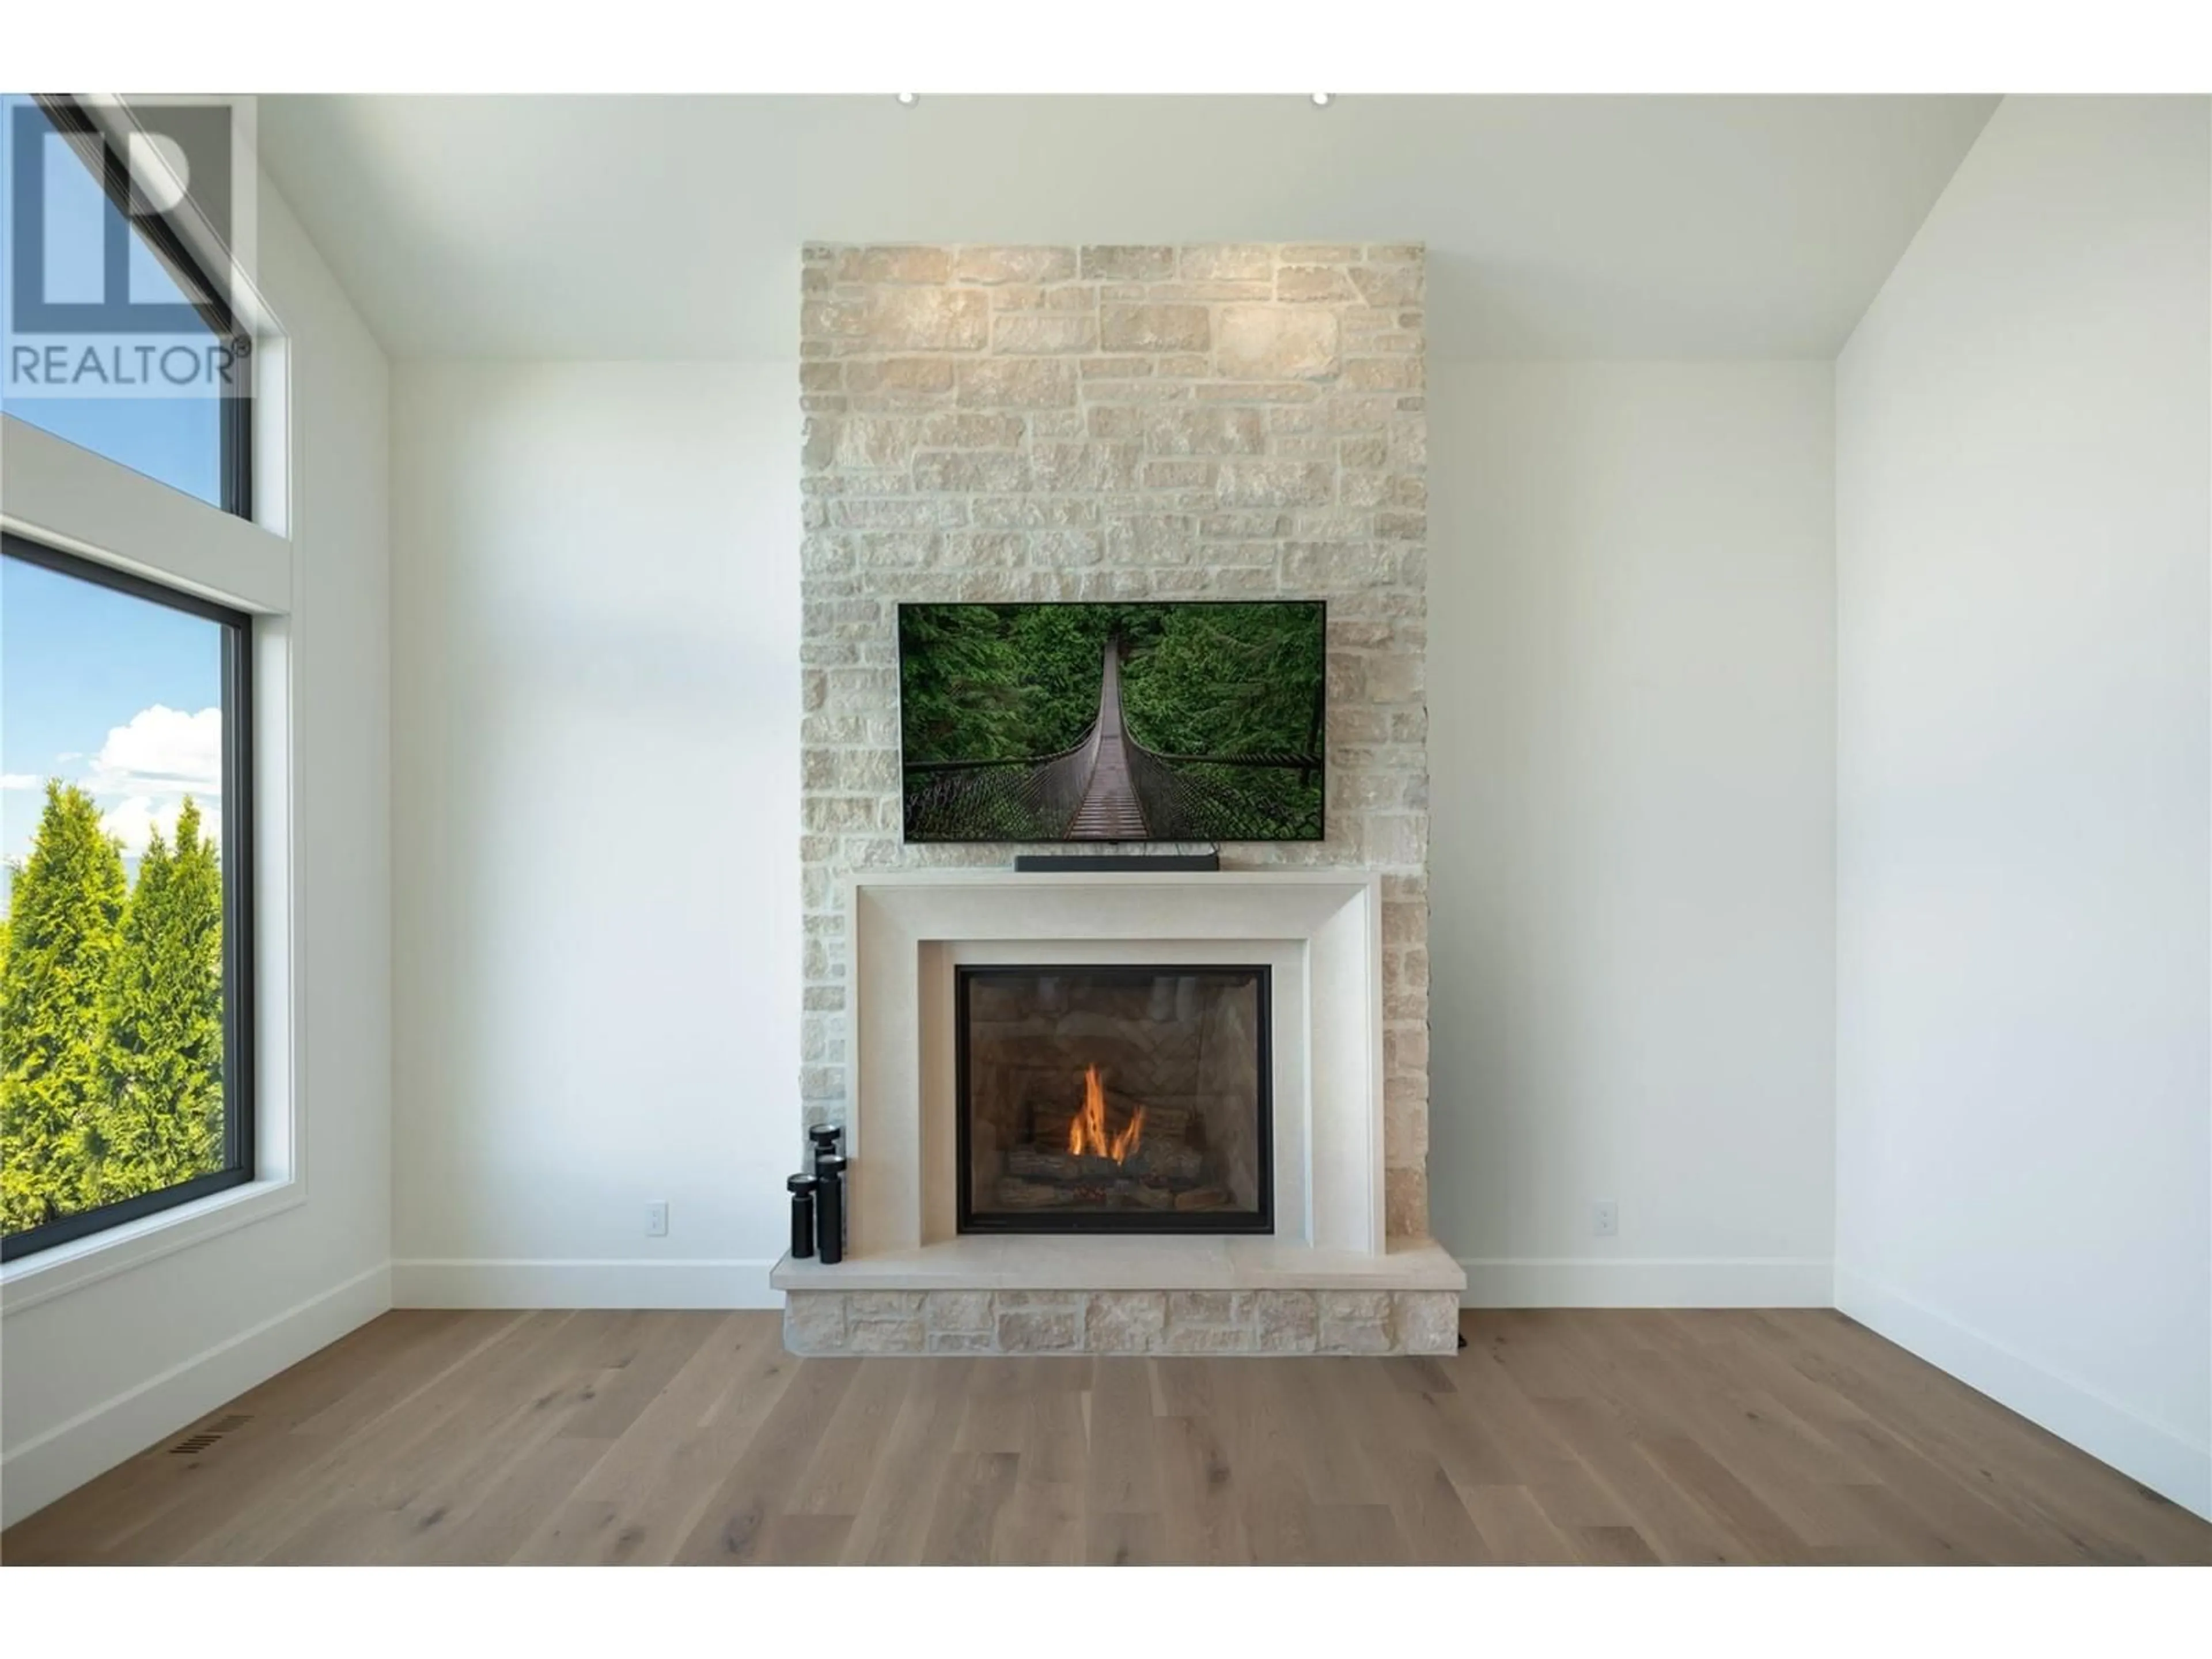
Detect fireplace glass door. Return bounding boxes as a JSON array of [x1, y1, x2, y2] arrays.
[[956, 965, 1272, 1234]]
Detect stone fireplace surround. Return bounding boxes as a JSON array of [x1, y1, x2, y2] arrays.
[[797, 244, 1432, 1225], [771, 872, 1463, 1354], [787, 243, 1445, 1354]]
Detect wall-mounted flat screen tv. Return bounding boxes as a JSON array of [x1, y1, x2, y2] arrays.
[[897, 600, 1327, 844]]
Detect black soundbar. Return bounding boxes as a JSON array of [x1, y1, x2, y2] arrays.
[[1012, 853, 1222, 873]]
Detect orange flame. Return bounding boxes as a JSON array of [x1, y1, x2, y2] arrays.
[[1067, 1063, 1144, 1164]]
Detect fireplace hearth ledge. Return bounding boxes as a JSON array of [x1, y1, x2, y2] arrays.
[[772, 1237, 1465, 1355], [771, 1234, 1461, 1293]]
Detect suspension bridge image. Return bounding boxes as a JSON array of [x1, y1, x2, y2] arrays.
[[901, 628, 1324, 844]]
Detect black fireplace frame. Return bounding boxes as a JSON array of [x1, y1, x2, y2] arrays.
[[953, 963, 1275, 1236]]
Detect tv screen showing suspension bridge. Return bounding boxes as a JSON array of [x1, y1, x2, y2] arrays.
[[897, 601, 1327, 844]]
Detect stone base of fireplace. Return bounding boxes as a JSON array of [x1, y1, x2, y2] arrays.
[[771, 1236, 1464, 1355]]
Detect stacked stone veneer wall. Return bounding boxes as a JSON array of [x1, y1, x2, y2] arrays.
[[798, 243, 1431, 1237]]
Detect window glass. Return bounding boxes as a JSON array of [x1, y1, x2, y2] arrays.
[[1, 544, 247, 1251], [1, 94, 235, 510]]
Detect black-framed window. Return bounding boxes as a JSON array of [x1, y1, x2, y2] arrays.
[[1, 93, 253, 517], [1, 533, 255, 1259]]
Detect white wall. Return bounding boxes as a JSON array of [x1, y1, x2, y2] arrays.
[[1, 184, 392, 1526], [1835, 96, 2211, 1516], [390, 357, 1840, 1316], [388, 362, 800, 1307], [1428, 361, 1838, 1306]]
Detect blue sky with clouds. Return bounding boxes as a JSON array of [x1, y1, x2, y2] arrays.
[[2, 556, 225, 879]]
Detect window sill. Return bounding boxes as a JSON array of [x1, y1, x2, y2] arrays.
[[0, 1175, 304, 1317]]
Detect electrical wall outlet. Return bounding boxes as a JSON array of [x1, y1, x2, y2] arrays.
[[1593, 1200, 1619, 1238], [645, 1200, 669, 1238]]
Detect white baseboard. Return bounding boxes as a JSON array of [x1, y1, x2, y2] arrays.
[[391, 1257, 781, 1310], [1, 1260, 391, 1529], [1459, 1256, 1833, 1309], [1836, 1267, 2212, 1521]]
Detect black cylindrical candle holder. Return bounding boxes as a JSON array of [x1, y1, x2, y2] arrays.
[[808, 1124, 842, 1173], [815, 1154, 847, 1265], [787, 1173, 819, 1260]]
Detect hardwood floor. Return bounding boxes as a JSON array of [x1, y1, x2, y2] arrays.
[[5, 1308, 2207, 1566]]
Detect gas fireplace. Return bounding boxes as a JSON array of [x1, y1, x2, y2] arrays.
[[955, 964, 1272, 1234]]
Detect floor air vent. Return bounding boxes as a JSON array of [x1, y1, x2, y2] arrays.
[[168, 1414, 251, 1455]]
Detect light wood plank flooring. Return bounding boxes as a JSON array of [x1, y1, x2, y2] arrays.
[[5, 1308, 2206, 1565]]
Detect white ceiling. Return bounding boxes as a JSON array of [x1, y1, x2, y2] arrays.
[[256, 94, 1998, 361]]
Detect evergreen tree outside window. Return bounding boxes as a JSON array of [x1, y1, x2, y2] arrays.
[[1, 535, 253, 1257]]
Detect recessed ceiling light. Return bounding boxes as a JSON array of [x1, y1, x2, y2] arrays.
[[1310, 93, 1332, 107], [896, 92, 919, 106]]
